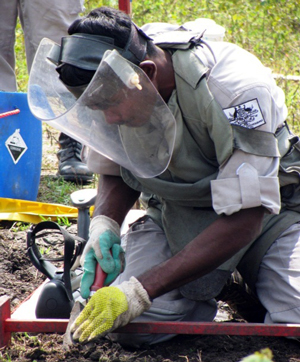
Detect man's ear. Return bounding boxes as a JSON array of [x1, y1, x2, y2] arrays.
[[139, 60, 157, 82]]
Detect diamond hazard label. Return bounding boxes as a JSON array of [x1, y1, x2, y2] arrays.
[[5, 129, 28, 164]]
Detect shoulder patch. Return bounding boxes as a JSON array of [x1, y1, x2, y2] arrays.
[[223, 99, 266, 129]]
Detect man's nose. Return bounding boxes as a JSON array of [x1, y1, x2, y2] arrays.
[[105, 110, 124, 125]]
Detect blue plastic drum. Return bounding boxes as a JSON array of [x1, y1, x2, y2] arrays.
[[0, 92, 42, 200]]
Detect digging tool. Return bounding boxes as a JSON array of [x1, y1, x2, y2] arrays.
[[63, 263, 106, 346]]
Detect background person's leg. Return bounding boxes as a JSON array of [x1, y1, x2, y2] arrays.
[[20, 0, 92, 183], [0, 0, 18, 91], [19, 0, 84, 71]]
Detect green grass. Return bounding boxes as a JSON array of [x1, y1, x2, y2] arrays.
[[38, 176, 84, 204]]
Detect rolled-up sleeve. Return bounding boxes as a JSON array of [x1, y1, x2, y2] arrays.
[[209, 72, 285, 216], [81, 146, 121, 176], [211, 149, 281, 215]]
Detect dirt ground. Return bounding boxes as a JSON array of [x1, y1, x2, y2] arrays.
[[1, 129, 300, 362]]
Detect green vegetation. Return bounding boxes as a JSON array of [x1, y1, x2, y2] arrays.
[[39, 176, 85, 205], [132, 0, 300, 132], [240, 348, 273, 362], [16, 0, 300, 129]]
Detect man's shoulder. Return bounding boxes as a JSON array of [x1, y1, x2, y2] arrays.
[[169, 41, 246, 90], [171, 48, 209, 88]]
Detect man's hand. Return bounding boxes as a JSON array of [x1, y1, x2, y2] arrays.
[[71, 277, 152, 342], [80, 215, 125, 298]]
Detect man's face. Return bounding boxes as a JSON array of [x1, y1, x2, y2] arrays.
[[103, 85, 156, 127]]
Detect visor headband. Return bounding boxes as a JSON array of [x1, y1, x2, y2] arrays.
[[47, 23, 150, 70]]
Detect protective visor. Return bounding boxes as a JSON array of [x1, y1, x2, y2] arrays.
[[28, 38, 176, 178]]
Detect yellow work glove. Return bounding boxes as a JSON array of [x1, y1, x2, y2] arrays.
[[71, 277, 152, 343]]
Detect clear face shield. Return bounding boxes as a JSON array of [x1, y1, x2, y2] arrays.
[[28, 38, 176, 178]]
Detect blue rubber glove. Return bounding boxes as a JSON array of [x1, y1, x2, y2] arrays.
[[80, 215, 125, 299]]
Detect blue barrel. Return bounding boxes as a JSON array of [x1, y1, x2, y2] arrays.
[[0, 92, 42, 201]]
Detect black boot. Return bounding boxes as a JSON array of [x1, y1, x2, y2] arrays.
[[216, 270, 267, 323], [57, 133, 93, 184]]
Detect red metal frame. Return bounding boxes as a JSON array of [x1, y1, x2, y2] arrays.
[[1, 295, 300, 348], [118, 0, 131, 14], [0, 297, 11, 348]]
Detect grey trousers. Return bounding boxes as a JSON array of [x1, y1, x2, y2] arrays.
[[111, 217, 300, 346], [256, 222, 300, 324], [110, 217, 217, 347], [0, 0, 84, 91]]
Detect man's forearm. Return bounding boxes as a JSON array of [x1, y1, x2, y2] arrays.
[[93, 175, 140, 226], [137, 206, 265, 300]]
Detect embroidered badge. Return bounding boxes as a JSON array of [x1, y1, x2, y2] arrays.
[[223, 99, 266, 129]]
